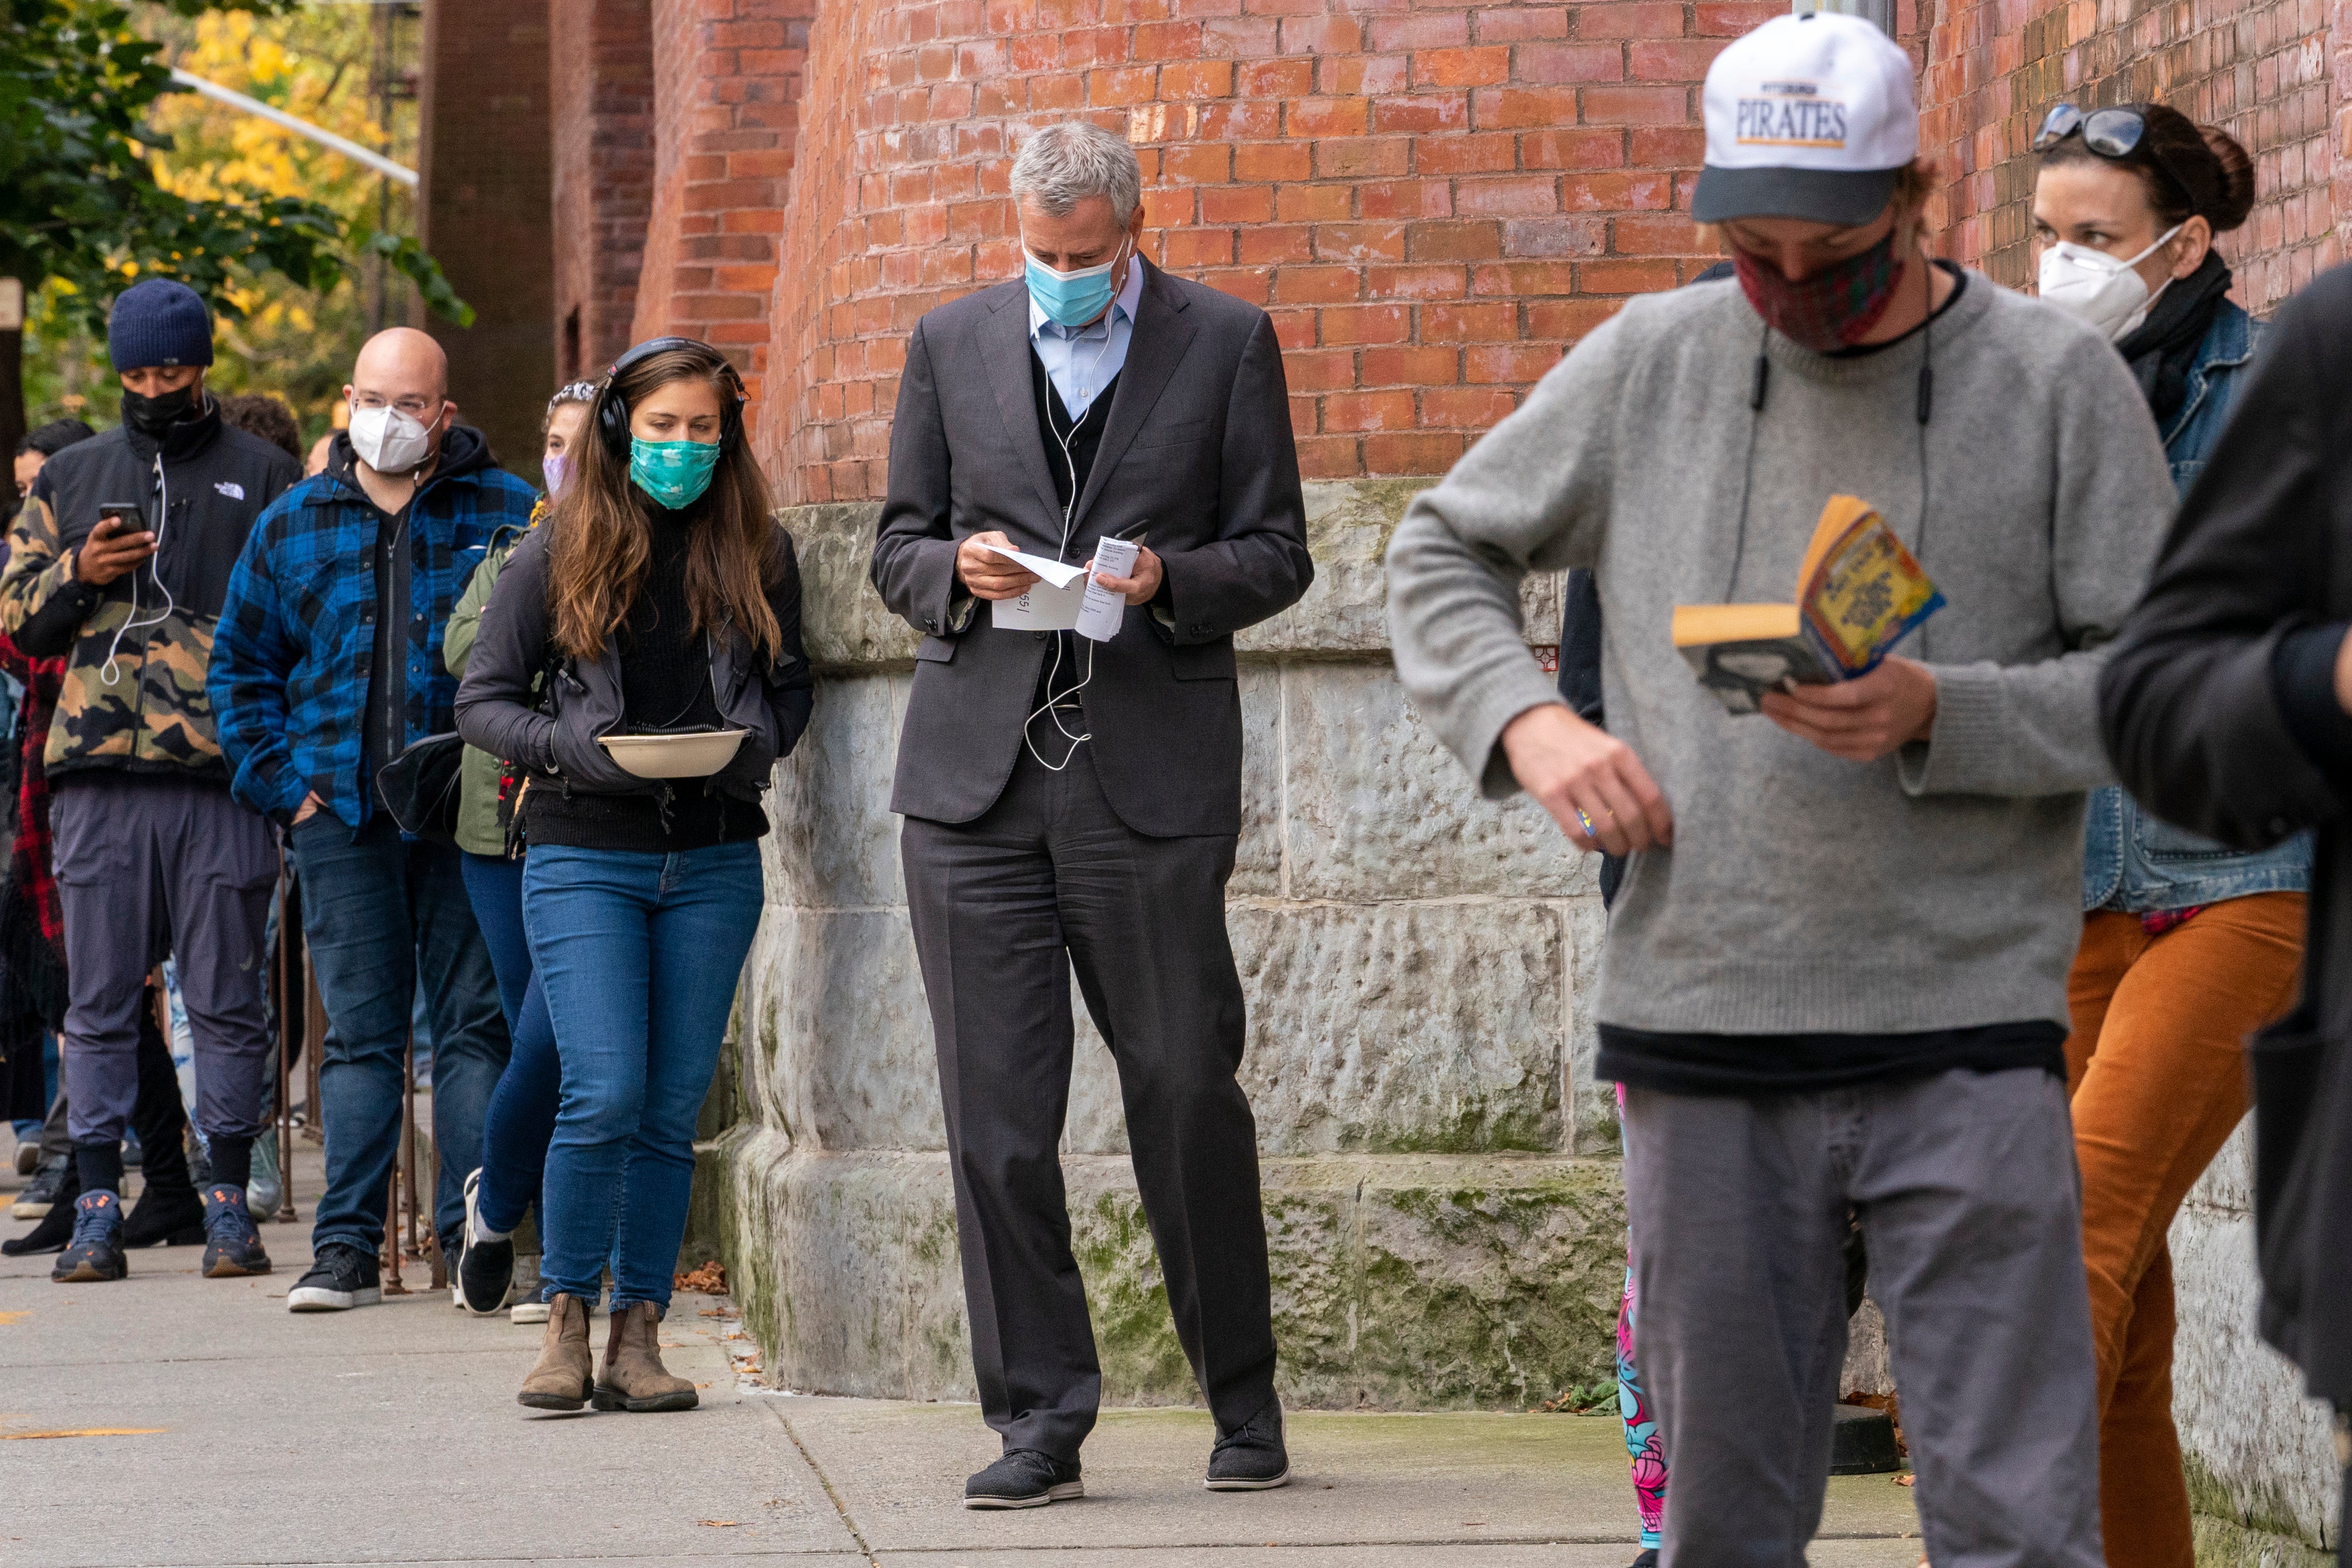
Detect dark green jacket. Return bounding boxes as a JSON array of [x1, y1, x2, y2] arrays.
[[442, 506, 540, 856]]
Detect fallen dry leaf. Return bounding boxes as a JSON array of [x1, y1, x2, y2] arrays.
[[698, 1520, 745, 1528], [675, 1260, 727, 1294], [1894, 1473, 1916, 1488]]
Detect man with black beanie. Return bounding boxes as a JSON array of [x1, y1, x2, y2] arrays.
[[0, 277, 297, 1284]]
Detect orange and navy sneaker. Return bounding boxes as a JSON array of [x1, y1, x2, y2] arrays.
[[52, 1190, 127, 1283], [200, 1184, 272, 1279]]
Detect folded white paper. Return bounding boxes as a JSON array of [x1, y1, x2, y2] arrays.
[[1075, 536, 1138, 643], [977, 542, 1087, 589], [982, 543, 1089, 631]]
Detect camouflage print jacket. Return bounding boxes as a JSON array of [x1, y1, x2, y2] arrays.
[[0, 403, 300, 783]]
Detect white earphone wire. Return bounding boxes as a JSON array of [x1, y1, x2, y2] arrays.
[[102, 451, 180, 688], [1023, 323, 1122, 773]]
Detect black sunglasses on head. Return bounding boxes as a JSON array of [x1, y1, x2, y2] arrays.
[[2033, 103, 2197, 203]]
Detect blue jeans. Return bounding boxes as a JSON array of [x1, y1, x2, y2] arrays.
[[290, 814, 509, 1254], [525, 841, 761, 1311], [458, 852, 561, 1239]]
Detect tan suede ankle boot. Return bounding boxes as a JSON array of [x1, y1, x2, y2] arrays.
[[516, 1293, 593, 1411], [592, 1300, 698, 1412]]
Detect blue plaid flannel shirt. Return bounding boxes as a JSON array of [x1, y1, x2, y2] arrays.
[[210, 454, 538, 828]]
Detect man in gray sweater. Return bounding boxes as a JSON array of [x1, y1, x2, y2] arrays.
[[1387, 15, 2175, 1565]]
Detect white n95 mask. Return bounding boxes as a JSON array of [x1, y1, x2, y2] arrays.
[[2037, 225, 2182, 341], [348, 404, 437, 474]]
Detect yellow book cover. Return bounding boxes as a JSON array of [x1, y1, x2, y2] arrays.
[[1672, 495, 1943, 714]]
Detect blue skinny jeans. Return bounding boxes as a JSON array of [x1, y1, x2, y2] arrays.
[[457, 852, 561, 1240], [525, 841, 761, 1312], [289, 814, 508, 1255]]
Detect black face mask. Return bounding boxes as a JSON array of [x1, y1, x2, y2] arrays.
[[120, 383, 199, 439]]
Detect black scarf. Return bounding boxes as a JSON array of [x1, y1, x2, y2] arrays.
[[2114, 252, 2233, 424]]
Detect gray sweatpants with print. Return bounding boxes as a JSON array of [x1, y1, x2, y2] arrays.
[[52, 772, 278, 1147], [1621, 1067, 2103, 1568]]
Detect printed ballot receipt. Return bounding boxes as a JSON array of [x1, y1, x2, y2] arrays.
[[984, 540, 1134, 641]]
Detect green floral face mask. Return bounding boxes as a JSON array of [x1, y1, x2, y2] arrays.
[[628, 436, 722, 509]]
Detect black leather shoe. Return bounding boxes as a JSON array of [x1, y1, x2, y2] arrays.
[[122, 1182, 205, 1248], [964, 1449, 1084, 1509], [3, 1160, 80, 1254], [1206, 1398, 1290, 1491]]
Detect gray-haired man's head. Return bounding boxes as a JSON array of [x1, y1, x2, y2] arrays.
[[1012, 122, 1149, 317], [1011, 121, 1142, 226]]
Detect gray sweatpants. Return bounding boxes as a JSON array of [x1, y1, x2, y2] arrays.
[[52, 772, 277, 1147], [1621, 1067, 2103, 1568]]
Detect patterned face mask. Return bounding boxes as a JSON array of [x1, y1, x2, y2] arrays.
[[1731, 229, 1905, 353], [628, 437, 721, 510]]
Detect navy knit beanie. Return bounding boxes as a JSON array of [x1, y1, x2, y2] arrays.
[[107, 278, 215, 371]]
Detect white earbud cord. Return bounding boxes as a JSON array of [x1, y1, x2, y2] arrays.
[[1023, 313, 1122, 773], [102, 450, 180, 688]]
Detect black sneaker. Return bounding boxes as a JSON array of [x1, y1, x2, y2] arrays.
[[1205, 1399, 1291, 1491], [456, 1168, 514, 1316], [287, 1242, 381, 1311], [11, 1156, 67, 1219], [1630, 1551, 1660, 1568], [52, 1190, 128, 1283], [200, 1185, 272, 1278], [964, 1449, 1084, 1509], [122, 1182, 206, 1248]]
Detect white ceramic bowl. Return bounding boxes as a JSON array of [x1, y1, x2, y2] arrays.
[[597, 729, 748, 780]]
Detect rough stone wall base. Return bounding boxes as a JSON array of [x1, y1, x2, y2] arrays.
[[694, 1125, 1630, 1410], [2191, 1513, 2339, 1568]]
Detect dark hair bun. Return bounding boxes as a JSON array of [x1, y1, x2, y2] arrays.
[[2198, 124, 2255, 233]]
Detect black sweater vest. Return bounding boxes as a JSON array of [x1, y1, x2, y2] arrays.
[[1028, 349, 1121, 522]]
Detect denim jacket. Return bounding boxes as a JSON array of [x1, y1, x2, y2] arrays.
[[2083, 303, 2313, 912]]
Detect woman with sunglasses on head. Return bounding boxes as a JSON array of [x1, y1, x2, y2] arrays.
[[2032, 101, 2310, 1568], [457, 339, 812, 1412], [441, 379, 599, 1323]]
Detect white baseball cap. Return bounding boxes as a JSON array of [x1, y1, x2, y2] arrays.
[[1693, 12, 1920, 227]]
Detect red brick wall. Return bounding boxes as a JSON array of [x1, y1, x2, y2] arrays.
[[1916, 0, 2340, 313], [752, 0, 1777, 501], [419, 0, 555, 467], [555, 0, 2352, 499], [626, 0, 814, 406], [552, 0, 656, 383]]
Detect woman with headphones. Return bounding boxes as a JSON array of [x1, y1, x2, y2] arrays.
[[456, 337, 813, 1413]]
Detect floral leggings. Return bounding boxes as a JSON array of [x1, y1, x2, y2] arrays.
[[1616, 1086, 1667, 1549]]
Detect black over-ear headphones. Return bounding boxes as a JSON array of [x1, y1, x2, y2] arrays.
[[594, 335, 750, 458]]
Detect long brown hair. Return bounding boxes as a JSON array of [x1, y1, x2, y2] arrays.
[[546, 340, 782, 662]]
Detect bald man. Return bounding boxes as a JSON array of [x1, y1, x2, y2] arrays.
[[212, 327, 533, 1311]]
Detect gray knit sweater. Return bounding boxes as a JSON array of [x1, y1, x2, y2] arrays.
[[1386, 274, 2177, 1035]]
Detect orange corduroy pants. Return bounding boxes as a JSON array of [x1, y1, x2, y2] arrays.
[[2063, 891, 2306, 1568]]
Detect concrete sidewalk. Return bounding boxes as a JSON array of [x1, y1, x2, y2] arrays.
[[1, 1137, 1924, 1567]]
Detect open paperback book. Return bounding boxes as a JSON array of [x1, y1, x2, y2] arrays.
[[1671, 494, 1944, 715]]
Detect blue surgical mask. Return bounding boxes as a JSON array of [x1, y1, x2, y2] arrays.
[[628, 437, 721, 510], [1024, 239, 1130, 328]]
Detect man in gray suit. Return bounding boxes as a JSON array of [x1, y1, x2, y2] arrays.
[[872, 120, 1313, 1510]]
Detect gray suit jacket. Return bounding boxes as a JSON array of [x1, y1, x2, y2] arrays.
[[871, 261, 1312, 837]]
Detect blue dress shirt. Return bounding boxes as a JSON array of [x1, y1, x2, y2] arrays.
[[1028, 253, 1145, 423]]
